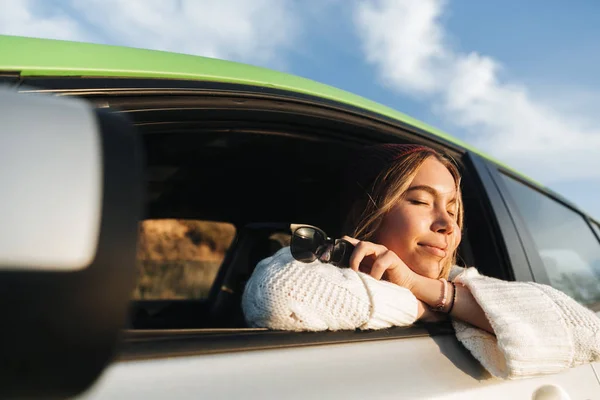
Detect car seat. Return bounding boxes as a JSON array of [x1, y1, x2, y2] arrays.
[[208, 223, 291, 327]]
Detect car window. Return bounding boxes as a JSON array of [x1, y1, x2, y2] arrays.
[[500, 174, 600, 310], [134, 219, 236, 300]]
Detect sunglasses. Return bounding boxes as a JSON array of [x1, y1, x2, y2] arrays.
[[290, 225, 355, 268]]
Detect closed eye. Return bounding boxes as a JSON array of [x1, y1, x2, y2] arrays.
[[409, 200, 429, 206]]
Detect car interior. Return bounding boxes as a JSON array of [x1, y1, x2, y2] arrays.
[[99, 96, 509, 331]]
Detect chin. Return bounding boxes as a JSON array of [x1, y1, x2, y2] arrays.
[[409, 261, 441, 279]]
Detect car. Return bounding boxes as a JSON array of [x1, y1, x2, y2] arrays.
[[1, 34, 599, 400]]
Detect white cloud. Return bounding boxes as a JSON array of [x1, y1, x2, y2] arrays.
[[354, 0, 600, 183], [356, 0, 448, 95], [0, 0, 91, 42], [0, 0, 298, 65]]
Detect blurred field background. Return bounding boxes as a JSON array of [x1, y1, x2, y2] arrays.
[[134, 219, 236, 300]]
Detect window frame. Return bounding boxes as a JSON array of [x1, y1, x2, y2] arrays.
[[119, 323, 454, 362], [588, 218, 600, 242], [464, 154, 535, 282]]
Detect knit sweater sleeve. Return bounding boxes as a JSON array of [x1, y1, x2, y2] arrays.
[[450, 267, 600, 379], [241, 247, 418, 331]]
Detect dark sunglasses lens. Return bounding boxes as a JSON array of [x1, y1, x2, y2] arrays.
[[331, 240, 355, 268], [291, 227, 325, 263]]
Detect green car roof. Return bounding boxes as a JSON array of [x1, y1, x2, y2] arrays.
[[0, 34, 529, 182]]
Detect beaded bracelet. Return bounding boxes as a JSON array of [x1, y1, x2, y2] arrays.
[[447, 282, 457, 314], [432, 278, 448, 312]]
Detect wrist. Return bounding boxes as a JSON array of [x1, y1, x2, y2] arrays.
[[431, 278, 449, 313], [411, 275, 454, 314], [416, 300, 449, 323]]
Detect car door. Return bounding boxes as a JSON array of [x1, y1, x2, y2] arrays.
[[83, 333, 600, 400]]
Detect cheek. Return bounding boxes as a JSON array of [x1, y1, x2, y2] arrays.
[[375, 208, 424, 250], [451, 224, 462, 250]]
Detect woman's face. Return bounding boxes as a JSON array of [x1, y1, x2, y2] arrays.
[[374, 156, 461, 279]]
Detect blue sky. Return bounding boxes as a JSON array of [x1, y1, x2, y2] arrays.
[[2, 0, 599, 218]]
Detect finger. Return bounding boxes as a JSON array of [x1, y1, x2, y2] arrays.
[[349, 241, 375, 272], [370, 251, 397, 280], [341, 236, 359, 245], [349, 241, 385, 272]]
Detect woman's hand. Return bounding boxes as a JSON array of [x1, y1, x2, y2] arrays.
[[342, 236, 417, 290]]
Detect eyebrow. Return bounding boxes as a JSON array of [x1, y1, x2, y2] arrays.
[[406, 185, 457, 205]]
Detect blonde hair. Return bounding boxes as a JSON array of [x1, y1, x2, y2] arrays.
[[344, 149, 464, 279]]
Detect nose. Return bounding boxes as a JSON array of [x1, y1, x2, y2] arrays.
[[432, 210, 455, 236]]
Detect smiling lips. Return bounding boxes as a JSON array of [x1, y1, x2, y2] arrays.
[[418, 243, 447, 258]]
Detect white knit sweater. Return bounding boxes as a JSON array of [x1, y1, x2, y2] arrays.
[[241, 247, 600, 380]]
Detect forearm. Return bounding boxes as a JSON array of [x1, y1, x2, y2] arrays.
[[411, 275, 494, 334]]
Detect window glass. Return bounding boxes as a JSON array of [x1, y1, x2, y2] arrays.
[[134, 219, 236, 300], [501, 174, 600, 310]]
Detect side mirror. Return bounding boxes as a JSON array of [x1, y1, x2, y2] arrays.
[[0, 89, 143, 398]]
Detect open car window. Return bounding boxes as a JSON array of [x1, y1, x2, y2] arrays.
[[84, 90, 504, 335]]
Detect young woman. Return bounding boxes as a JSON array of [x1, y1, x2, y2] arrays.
[[242, 144, 600, 379]]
